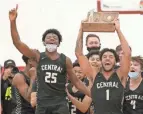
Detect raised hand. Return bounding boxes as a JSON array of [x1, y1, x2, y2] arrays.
[[79, 18, 88, 31], [9, 4, 18, 21], [29, 67, 36, 81], [115, 19, 120, 30], [3, 68, 12, 80]]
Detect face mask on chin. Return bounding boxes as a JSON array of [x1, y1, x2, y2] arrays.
[[45, 44, 57, 52], [87, 46, 101, 52], [128, 72, 140, 79]]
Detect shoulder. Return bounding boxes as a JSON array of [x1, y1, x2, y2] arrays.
[[66, 56, 71, 61], [59, 53, 67, 60], [12, 73, 25, 86], [1, 78, 6, 84], [31, 49, 41, 62]]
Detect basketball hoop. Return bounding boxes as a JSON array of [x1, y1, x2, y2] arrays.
[[97, 0, 143, 15]]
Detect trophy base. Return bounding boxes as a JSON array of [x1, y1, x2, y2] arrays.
[[82, 22, 116, 32]]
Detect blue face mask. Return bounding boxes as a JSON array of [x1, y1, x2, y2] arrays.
[[128, 72, 139, 79]]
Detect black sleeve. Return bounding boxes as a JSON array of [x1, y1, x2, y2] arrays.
[[1, 79, 6, 102]]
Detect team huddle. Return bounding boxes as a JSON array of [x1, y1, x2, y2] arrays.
[[1, 5, 143, 114]]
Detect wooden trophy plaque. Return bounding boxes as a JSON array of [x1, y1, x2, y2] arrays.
[[82, 11, 119, 32]]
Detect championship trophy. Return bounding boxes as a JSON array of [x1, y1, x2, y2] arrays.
[[82, 9, 119, 32]]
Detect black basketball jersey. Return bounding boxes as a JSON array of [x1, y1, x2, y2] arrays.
[[11, 72, 35, 114], [123, 79, 143, 114], [68, 78, 90, 114], [37, 52, 67, 106], [91, 72, 124, 114]]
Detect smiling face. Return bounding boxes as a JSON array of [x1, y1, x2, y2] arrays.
[[73, 66, 85, 80], [130, 60, 141, 73], [128, 57, 143, 79], [89, 54, 101, 69], [44, 33, 59, 46], [101, 51, 116, 72]]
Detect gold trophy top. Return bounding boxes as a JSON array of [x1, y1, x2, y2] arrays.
[[87, 9, 119, 23]]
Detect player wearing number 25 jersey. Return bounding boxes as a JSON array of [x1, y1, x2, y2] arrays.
[[123, 56, 143, 114], [10, 20, 90, 114], [75, 20, 131, 114]]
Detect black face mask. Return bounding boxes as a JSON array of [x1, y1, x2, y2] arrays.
[[87, 46, 101, 52]]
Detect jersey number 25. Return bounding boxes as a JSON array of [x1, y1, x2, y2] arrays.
[[45, 72, 57, 83]]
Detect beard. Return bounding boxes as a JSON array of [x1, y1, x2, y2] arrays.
[[87, 46, 101, 52]]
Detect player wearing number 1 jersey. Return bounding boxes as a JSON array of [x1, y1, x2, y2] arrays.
[[75, 19, 131, 114], [123, 56, 143, 114], [9, 5, 90, 114]]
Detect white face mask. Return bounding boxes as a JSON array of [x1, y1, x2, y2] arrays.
[[128, 72, 139, 79], [45, 44, 57, 52]]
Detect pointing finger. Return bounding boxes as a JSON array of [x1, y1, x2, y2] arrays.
[[16, 4, 18, 11]]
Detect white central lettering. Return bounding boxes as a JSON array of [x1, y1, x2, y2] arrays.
[[97, 82, 119, 89], [125, 95, 143, 100], [41, 65, 63, 73]]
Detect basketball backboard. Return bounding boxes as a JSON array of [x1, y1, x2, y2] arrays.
[[97, 0, 143, 14]]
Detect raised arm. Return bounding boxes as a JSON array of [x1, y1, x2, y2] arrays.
[[75, 21, 95, 78], [9, 5, 39, 59], [66, 57, 91, 97], [115, 20, 131, 80]]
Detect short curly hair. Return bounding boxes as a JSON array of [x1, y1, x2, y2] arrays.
[[22, 55, 29, 64], [100, 48, 119, 62], [42, 29, 62, 44], [73, 62, 80, 68], [131, 56, 143, 70]]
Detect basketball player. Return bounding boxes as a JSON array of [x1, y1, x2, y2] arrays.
[[75, 19, 131, 114], [67, 50, 101, 113], [11, 55, 37, 114], [67, 62, 89, 114], [123, 56, 143, 114], [9, 5, 90, 114]]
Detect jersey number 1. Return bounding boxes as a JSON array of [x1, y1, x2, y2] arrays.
[[106, 89, 110, 100], [45, 72, 57, 83]]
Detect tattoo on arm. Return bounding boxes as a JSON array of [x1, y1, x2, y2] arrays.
[[75, 29, 83, 54]]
